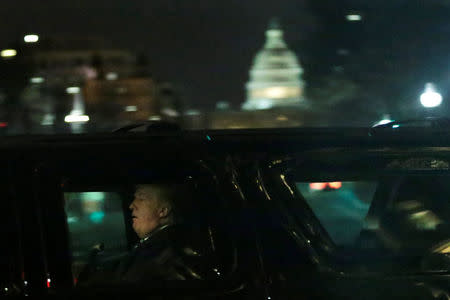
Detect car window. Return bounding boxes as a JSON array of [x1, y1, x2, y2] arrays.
[[373, 176, 450, 252], [31, 154, 251, 297], [296, 181, 377, 246], [63, 191, 128, 284], [60, 182, 241, 290], [293, 175, 450, 269]]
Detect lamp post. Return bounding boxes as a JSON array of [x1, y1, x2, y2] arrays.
[[64, 87, 89, 133], [420, 83, 442, 108], [420, 83, 442, 118]]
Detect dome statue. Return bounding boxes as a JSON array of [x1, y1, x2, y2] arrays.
[[242, 18, 305, 110]]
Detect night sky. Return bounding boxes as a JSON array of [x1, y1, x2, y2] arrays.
[[2, 0, 450, 115]]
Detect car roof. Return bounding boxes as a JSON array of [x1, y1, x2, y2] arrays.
[[1, 127, 450, 155]]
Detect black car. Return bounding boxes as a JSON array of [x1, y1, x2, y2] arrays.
[[0, 127, 449, 299]]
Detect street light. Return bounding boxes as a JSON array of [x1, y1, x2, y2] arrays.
[[64, 115, 89, 123], [1, 49, 17, 58], [66, 87, 80, 94], [106, 72, 118, 80], [30, 77, 45, 84], [24, 34, 39, 43], [346, 14, 362, 21], [125, 105, 137, 112], [65, 89, 89, 127], [420, 83, 442, 108]]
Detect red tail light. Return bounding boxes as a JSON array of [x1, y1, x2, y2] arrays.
[[309, 182, 328, 190], [309, 182, 342, 190], [328, 182, 342, 189]]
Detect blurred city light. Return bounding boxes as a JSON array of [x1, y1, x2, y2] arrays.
[[82, 192, 105, 202], [266, 87, 288, 98], [64, 114, 89, 123], [420, 83, 442, 108], [373, 114, 393, 127], [125, 105, 137, 112], [30, 77, 45, 84], [148, 115, 162, 121], [106, 72, 118, 80], [310, 182, 327, 190], [216, 101, 230, 110], [256, 99, 273, 110], [89, 211, 105, 224], [373, 119, 393, 126], [432, 241, 450, 254], [41, 113, 55, 126], [162, 108, 179, 117], [24, 34, 39, 43], [328, 182, 342, 189], [185, 109, 200, 116], [346, 14, 362, 21], [67, 216, 79, 224], [438, 245, 450, 254], [66, 87, 80, 94], [309, 182, 342, 190], [1, 49, 17, 58]]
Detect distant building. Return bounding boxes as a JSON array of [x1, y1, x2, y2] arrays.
[[182, 18, 311, 130], [19, 37, 154, 133], [83, 78, 157, 130], [242, 18, 305, 110], [32, 49, 138, 84]]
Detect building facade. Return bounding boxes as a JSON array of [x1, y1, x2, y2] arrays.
[[18, 37, 155, 133], [242, 19, 305, 110]]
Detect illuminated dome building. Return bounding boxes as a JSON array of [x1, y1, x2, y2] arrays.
[[242, 19, 305, 110]]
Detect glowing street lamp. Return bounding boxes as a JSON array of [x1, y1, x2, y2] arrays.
[[346, 14, 362, 21], [65, 90, 89, 125], [30, 77, 44, 84], [24, 34, 39, 43], [66, 87, 80, 94], [420, 83, 442, 108], [1, 49, 17, 58], [64, 114, 89, 123]]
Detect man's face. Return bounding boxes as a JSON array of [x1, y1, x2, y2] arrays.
[[129, 188, 163, 238]]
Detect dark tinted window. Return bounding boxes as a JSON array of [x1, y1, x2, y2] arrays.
[[292, 174, 450, 271], [296, 181, 377, 245], [64, 191, 128, 282]]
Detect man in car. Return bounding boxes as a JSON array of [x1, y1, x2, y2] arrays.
[[130, 184, 176, 240], [78, 183, 204, 286], [116, 183, 196, 281]]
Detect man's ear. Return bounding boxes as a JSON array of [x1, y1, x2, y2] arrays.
[[159, 207, 170, 218]]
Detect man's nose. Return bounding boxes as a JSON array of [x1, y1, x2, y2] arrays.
[[129, 201, 135, 210]]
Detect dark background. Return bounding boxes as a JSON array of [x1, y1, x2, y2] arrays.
[[1, 0, 450, 117]]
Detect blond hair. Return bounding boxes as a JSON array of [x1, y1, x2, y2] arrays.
[[135, 184, 177, 224]]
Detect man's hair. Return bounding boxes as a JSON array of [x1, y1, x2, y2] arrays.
[[135, 183, 180, 224]]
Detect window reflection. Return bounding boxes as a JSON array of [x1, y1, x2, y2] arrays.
[[64, 192, 128, 282]]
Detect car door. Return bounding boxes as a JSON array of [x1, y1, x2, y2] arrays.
[[26, 140, 265, 298], [254, 146, 450, 300], [0, 155, 29, 296]]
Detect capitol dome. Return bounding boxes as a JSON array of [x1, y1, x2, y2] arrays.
[[242, 19, 305, 110]]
